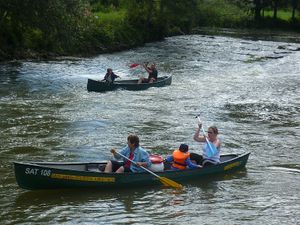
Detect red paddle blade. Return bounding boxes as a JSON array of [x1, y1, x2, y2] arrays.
[[129, 63, 139, 68]]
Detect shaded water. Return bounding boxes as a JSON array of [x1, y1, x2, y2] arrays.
[[1, 32, 300, 224]]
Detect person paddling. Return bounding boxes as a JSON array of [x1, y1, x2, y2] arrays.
[[102, 68, 119, 83], [138, 63, 158, 84], [192, 121, 221, 166], [104, 135, 151, 173]]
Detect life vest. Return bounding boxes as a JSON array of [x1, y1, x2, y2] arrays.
[[172, 149, 190, 170], [150, 154, 164, 164], [149, 154, 164, 172]]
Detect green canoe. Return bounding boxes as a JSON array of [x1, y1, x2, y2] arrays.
[[87, 75, 172, 92], [14, 153, 250, 190]]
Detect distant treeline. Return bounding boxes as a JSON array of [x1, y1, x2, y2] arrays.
[[0, 0, 299, 61]]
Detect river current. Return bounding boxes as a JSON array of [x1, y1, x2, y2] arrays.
[[0, 32, 299, 224]]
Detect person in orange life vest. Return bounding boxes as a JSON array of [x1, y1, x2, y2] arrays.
[[165, 144, 202, 170]]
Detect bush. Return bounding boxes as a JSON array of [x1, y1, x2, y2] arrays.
[[197, 0, 249, 28]]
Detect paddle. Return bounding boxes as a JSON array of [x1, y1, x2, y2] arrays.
[[196, 115, 218, 157], [129, 63, 140, 68], [115, 151, 183, 189]]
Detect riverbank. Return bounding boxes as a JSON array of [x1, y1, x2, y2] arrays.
[[0, 41, 144, 62], [192, 27, 300, 44], [2, 27, 300, 63]]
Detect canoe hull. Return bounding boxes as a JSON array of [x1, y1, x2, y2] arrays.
[[14, 153, 250, 190], [87, 76, 172, 92]]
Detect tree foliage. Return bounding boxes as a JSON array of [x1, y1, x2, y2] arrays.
[[0, 0, 299, 60], [0, 0, 92, 55]]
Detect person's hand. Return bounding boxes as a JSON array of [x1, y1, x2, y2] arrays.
[[136, 162, 143, 167], [111, 149, 116, 154]]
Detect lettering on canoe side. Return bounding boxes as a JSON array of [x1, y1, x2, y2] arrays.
[[50, 173, 115, 183], [224, 162, 241, 171], [25, 168, 51, 176]]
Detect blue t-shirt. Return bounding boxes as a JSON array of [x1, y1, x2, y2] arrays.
[[115, 146, 151, 172]]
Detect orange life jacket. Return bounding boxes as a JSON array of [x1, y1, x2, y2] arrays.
[[172, 149, 190, 170]]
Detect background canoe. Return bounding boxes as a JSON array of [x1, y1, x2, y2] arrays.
[[87, 75, 172, 92], [14, 153, 250, 190]]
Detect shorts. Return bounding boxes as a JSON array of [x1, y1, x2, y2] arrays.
[[111, 160, 132, 172], [142, 78, 156, 83]]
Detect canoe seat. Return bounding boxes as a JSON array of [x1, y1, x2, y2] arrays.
[[86, 164, 106, 172], [87, 167, 102, 172]]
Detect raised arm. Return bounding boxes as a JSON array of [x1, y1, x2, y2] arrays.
[[193, 123, 206, 142], [143, 63, 152, 73]]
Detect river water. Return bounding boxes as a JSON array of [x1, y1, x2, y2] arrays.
[[0, 31, 299, 224]]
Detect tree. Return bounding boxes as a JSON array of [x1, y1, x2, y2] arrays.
[[273, 0, 279, 19], [254, 0, 263, 21], [291, 0, 299, 22], [0, 0, 93, 54]]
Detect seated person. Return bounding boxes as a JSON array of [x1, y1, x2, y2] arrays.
[[102, 68, 119, 83], [104, 134, 151, 173], [192, 123, 221, 167], [138, 63, 158, 84], [165, 144, 202, 170]]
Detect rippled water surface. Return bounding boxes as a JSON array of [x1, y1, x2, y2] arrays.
[[1, 32, 300, 224]]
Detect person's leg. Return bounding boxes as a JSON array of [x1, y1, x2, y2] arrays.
[[115, 166, 125, 173], [190, 153, 203, 165], [202, 160, 217, 167], [105, 160, 123, 173], [104, 160, 113, 173], [138, 77, 144, 84]]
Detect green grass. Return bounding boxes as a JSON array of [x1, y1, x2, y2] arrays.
[[263, 10, 300, 21], [197, 0, 249, 27], [94, 10, 126, 25]]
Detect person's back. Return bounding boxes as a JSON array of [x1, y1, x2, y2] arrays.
[[148, 64, 158, 81], [166, 144, 201, 170]]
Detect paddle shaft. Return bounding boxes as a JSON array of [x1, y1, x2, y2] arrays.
[[115, 152, 160, 178]]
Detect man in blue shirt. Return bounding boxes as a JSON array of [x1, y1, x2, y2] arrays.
[[104, 135, 151, 173]]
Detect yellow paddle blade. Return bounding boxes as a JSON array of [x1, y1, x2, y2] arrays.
[[159, 177, 183, 189]]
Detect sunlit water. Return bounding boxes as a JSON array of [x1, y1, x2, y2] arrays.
[[0, 32, 299, 224]]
